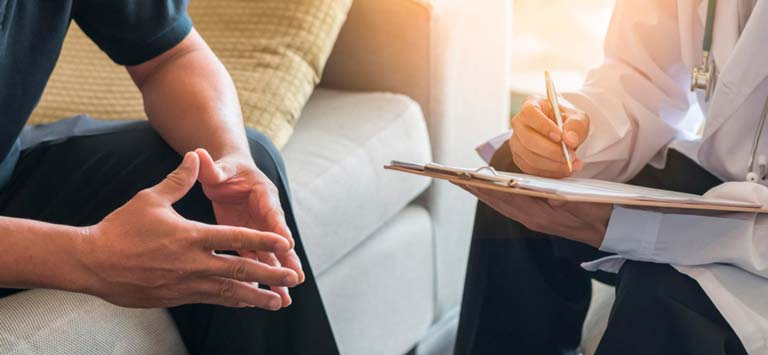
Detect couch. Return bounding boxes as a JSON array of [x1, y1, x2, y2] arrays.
[[0, 0, 510, 354]]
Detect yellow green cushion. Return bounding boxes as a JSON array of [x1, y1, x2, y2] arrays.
[[29, 0, 352, 149]]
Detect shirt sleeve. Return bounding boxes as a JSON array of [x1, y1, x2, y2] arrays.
[[600, 182, 768, 278], [73, 0, 193, 65], [561, 0, 692, 182]]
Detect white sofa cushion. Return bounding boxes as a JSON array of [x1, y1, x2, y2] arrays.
[[321, 0, 510, 319], [283, 89, 432, 274], [318, 205, 434, 355]]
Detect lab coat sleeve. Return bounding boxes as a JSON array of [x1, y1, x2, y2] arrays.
[[600, 182, 768, 278], [562, 0, 692, 182]]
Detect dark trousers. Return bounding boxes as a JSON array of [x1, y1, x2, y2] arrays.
[[0, 118, 339, 355], [454, 146, 747, 355]]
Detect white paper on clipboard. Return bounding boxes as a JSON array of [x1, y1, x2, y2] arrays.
[[389, 161, 764, 210]]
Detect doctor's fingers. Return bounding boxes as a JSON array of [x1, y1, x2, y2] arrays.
[[510, 136, 573, 175], [468, 186, 551, 227], [460, 184, 545, 226], [512, 148, 569, 179], [562, 111, 590, 149], [520, 96, 558, 117], [510, 127, 576, 164], [513, 101, 563, 142]]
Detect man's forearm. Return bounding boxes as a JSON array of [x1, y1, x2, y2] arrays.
[[128, 30, 252, 163], [0, 217, 89, 292]]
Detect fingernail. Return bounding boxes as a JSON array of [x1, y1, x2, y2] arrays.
[[298, 271, 306, 284], [548, 132, 561, 142], [566, 131, 579, 145], [283, 272, 297, 286], [274, 240, 290, 252], [269, 298, 282, 310]]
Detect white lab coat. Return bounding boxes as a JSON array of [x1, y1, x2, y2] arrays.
[[562, 0, 768, 352]]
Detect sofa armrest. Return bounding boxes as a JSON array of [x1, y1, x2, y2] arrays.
[[322, 0, 511, 319]]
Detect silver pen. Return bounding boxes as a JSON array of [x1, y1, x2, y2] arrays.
[[544, 71, 573, 173]]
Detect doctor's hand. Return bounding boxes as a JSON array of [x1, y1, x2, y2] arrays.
[[194, 149, 303, 308], [80, 152, 298, 309], [460, 184, 611, 248], [510, 96, 590, 178]]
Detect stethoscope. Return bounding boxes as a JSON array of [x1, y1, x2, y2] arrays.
[[691, 0, 768, 182]]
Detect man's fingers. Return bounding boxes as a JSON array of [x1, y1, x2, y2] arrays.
[[207, 253, 298, 286], [514, 100, 562, 142], [562, 112, 590, 149], [198, 224, 291, 252], [195, 148, 238, 185], [234, 249, 303, 285], [270, 213, 293, 247], [195, 277, 283, 311], [259, 252, 292, 308], [149, 152, 200, 203], [277, 250, 305, 284], [238, 249, 303, 290], [250, 182, 294, 247]]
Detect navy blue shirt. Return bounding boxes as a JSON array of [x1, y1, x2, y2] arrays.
[[0, 0, 192, 188]]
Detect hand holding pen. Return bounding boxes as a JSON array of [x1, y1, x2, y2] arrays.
[[508, 71, 590, 178]]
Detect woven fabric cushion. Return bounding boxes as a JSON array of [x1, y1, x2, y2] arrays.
[[29, 0, 351, 149]]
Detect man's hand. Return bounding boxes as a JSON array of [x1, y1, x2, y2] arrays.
[[510, 96, 590, 178], [461, 184, 612, 247], [194, 149, 302, 308], [78, 152, 299, 310], [127, 30, 301, 308]]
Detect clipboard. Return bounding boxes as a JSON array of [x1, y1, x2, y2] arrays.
[[385, 161, 768, 214]]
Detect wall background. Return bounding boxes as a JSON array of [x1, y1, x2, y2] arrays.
[[509, 0, 615, 113]]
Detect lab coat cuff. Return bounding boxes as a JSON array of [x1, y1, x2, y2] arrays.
[[600, 205, 663, 260]]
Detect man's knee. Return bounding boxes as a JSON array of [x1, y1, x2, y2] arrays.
[[82, 124, 181, 189], [129, 126, 289, 194]]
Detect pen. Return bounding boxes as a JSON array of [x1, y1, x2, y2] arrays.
[[544, 71, 573, 173]]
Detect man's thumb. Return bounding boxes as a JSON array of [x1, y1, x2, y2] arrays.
[[152, 152, 200, 203], [196, 148, 230, 185]]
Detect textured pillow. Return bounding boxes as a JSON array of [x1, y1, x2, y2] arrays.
[[29, 0, 352, 149]]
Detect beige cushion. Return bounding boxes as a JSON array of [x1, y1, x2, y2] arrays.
[[30, 0, 351, 149], [0, 290, 186, 355]]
